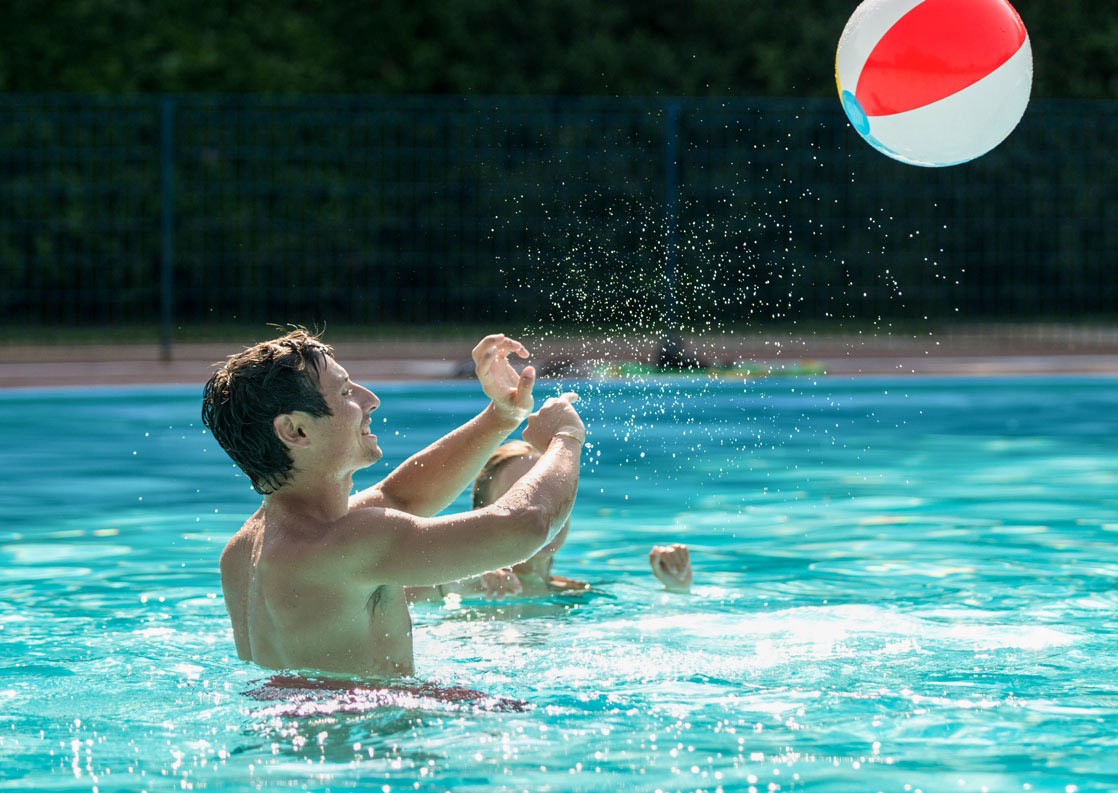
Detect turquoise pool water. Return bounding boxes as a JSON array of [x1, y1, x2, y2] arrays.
[[1, 377, 1117, 792]]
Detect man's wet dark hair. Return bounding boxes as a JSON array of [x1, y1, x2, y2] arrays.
[[202, 327, 334, 494]]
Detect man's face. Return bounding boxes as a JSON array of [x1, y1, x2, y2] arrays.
[[312, 356, 382, 468]]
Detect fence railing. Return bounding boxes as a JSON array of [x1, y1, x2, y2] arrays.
[[2, 94, 1116, 353]]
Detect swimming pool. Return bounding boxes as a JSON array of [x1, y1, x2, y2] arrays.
[[2, 377, 1116, 792]]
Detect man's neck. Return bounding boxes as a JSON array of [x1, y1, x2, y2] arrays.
[[265, 471, 354, 525]]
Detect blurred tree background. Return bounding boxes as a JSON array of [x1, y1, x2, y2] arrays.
[[1, 0, 1115, 98], [1, 0, 1116, 339]]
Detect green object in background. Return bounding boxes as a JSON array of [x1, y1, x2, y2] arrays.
[[595, 360, 827, 378]]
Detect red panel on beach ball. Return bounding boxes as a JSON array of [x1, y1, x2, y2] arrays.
[[856, 0, 1028, 117]]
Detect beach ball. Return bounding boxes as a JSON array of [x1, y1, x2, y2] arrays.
[[836, 0, 1032, 167]]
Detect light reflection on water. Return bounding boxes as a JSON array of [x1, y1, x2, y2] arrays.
[[1, 378, 1117, 792]]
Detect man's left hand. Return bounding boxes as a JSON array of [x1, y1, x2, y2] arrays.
[[474, 334, 535, 426]]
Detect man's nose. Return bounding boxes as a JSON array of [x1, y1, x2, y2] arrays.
[[362, 387, 380, 412]]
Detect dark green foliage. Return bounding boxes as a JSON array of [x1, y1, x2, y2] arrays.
[[2, 3, 1116, 332], [1, 0, 1116, 98], [2, 96, 1116, 331]]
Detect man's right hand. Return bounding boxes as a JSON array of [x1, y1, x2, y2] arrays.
[[522, 392, 585, 452], [473, 334, 535, 427]]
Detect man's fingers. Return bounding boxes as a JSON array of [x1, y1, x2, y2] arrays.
[[475, 345, 498, 374], [492, 336, 529, 361], [515, 366, 536, 398], [509, 339, 530, 359], [508, 366, 535, 409], [473, 333, 506, 352], [472, 334, 524, 365], [541, 393, 579, 407], [472, 334, 506, 363], [475, 337, 532, 379]]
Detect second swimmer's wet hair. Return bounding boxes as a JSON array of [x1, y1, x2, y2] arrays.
[[472, 441, 537, 508]]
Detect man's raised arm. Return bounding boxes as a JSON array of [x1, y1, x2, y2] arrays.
[[351, 334, 535, 517], [334, 395, 585, 587]]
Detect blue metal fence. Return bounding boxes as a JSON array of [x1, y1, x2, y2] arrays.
[[1, 94, 1115, 349]]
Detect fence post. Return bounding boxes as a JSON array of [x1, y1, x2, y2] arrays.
[[159, 97, 175, 362], [663, 100, 681, 329]]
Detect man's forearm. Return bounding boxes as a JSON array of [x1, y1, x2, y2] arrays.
[[495, 433, 581, 543], [373, 401, 519, 517]]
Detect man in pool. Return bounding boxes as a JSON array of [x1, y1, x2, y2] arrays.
[[201, 329, 584, 678]]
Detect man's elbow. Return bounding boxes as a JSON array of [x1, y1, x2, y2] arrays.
[[505, 504, 551, 553]]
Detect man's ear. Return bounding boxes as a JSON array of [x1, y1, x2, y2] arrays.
[[273, 413, 311, 448]]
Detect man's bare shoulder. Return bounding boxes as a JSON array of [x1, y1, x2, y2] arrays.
[[220, 516, 260, 574], [234, 505, 405, 578], [219, 510, 307, 581], [323, 505, 402, 558]]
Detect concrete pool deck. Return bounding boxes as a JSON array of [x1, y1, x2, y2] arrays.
[[4, 327, 1118, 388]]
